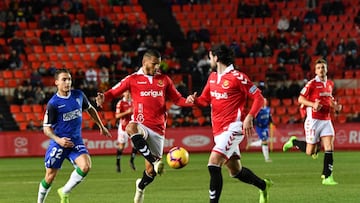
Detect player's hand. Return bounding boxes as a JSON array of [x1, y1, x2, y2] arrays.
[[96, 93, 104, 108], [312, 99, 322, 111], [334, 101, 342, 112], [242, 115, 255, 137], [100, 126, 112, 138], [186, 92, 197, 103], [57, 137, 74, 148], [126, 108, 133, 114]]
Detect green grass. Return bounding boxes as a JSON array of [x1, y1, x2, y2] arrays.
[[0, 151, 359, 203]]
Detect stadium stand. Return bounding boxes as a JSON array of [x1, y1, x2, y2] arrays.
[[0, 0, 360, 131]]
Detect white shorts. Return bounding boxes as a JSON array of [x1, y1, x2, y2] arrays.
[[212, 121, 244, 160], [117, 126, 129, 145], [136, 122, 164, 159], [304, 118, 335, 144]]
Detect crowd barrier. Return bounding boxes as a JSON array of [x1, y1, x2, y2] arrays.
[[1, 124, 360, 158]]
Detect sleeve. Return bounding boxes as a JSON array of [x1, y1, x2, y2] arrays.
[[43, 104, 57, 127], [81, 91, 91, 110], [104, 76, 130, 102], [240, 73, 264, 117], [299, 81, 311, 98], [248, 92, 264, 117]]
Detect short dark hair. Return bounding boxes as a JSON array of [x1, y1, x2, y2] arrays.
[[210, 44, 234, 66], [143, 49, 161, 59], [315, 58, 327, 65], [54, 68, 71, 79]]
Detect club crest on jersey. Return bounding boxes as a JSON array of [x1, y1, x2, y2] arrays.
[[157, 80, 164, 87], [222, 80, 230, 89], [76, 98, 81, 106]]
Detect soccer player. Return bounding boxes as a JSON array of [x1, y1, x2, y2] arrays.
[[253, 98, 273, 162], [283, 58, 342, 185], [37, 68, 111, 203], [115, 90, 137, 172], [96, 49, 193, 203], [186, 44, 272, 203]]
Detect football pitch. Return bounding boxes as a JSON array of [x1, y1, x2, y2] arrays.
[[0, 151, 359, 203]]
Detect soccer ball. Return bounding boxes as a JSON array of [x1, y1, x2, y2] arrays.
[[166, 146, 189, 169]]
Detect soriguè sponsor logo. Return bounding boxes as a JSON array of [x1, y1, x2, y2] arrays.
[[140, 90, 163, 97], [210, 90, 228, 99], [319, 92, 332, 97]]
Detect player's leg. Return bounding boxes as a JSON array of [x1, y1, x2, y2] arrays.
[[127, 122, 163, 175], [127, 123, 156, 163], [260, 129, 271, 162], [207, 128, 243, 203], [58, 153, 91, 202], [227, 157, 272, 203], [134, 129, 164, 203], [208, 152, 224, 203], [37, 168, 58, 203], [134, 157, 157, 203], [321, 135, 337, 185], [116, 142, 125, 173], [38, 143, 65, 203], [130, 146, 137, 171]]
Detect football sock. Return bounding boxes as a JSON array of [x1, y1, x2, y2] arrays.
[[138, 170, 154, 190], [131, 134, 156, 163], [62, 167, 87, 194], [208, 165, 223, 203], [315, 142, 321, 154], [261, 143, 270, 160], [37, 179, 51, 203], [234, 167, 266, 191], [323, 151, 334, 178], [116, 149, 122, 166], [293, 139, 306, 152], [130, 147, 137, 161]]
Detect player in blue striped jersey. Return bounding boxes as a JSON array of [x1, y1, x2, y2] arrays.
[[37, 68, 111, 203], [254, 98, 272, 162]]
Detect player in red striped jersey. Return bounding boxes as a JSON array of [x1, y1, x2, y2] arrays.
[[187, 44, 272, 203], [96, 49, 193, 203], [115, 90, 137, 172], [283, 58, 342, 185]]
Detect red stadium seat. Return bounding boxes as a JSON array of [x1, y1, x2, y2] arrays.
[[282, 98, 293, 106], [270, 98, 281, 107], [18, 121, 27, 131], [13, 112, 26, 122], [7, 79, 18, 87], [275, 106, 287, 115], [32, 104, 44, 113], [10, 105, 21, 113], [2, 70, 13, 79], [21, 105, 32, 113]]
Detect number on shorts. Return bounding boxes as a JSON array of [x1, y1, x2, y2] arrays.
[[50, 147, 63, 159]]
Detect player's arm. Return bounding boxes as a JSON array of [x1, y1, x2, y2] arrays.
[[298, 95, 322, 111], [83, 92, 111, 137], [86, 105, 111, 137], [97, 77, 129, 107], [330, 98, 342, 113], [115, 106, 132, 119], [243, 91, 264, 137], [165, 76, 194, 107]]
